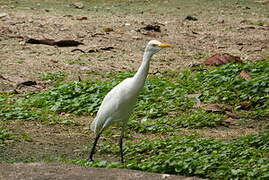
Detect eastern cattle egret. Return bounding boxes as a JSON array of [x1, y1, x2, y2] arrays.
[[89, 40, 171, 163]]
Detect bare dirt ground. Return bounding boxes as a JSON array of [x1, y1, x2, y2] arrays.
[[0, 162, 204, 180], [0, 0, 268, 179], [1, 0, 268, 87]]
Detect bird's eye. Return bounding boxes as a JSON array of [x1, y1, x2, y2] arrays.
[[152, 44, 158, 47]]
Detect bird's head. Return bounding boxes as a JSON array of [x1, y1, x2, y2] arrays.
[[145, 40, 171, 55]]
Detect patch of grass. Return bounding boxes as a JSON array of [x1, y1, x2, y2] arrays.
[[157, 58, 176, 62], [194, 60, 269, 112], [136, 78, 191, 118], [63, 59, 86, 65], [193, 51, 207, 60], [0, 96, 7, 102], [40, 71, 67, 85], [122, 132, 269, 179], [23, 81, 117, 116], [2, 60, 267, 128], [129, 110, 225, 133], [103, 71, 135, 80], [50, 131, 269, 180], [0, 127, 13, 145], [16, 60, 24, 64], [251, 20, 266, 26], [0, 103, 40, 121], [175, 110, 226, 128], [0, 100, 78, 125], [20, 72, 209, 130], [241, 109, 269, 120]]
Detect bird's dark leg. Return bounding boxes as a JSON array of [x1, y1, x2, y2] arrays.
[[119, 125, 125, 164], [88, 132, 102, 162]]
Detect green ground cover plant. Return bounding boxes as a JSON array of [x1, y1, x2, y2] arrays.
[[0, 60, 268, 179], [1, 60, 268, 125], [53, 131, 269, 180], [0, 127, 13, 145]]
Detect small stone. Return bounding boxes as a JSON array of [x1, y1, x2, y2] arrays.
[[80, 66, 91, 71], [76, 16, 88, 20], [103, 27, 114, 32], [63, 14, 73, 18], [132, 36, 142, 40], [237, 42, 244, 45], [70, 2, 84, 9], [185, 15, 198, 21], [50, 59, 58, 63], [225, 111, 239, 119], [218, 19, 225, 23], [161, 174, 170, 179], [141, 24, 161, 32], [237, 25, 256, 30], [0, 13, 8, 18], [222, 118, 236, 124]]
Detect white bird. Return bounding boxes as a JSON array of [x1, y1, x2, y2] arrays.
[[89, 40, 171, 163]]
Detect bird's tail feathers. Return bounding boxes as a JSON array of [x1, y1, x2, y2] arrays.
[[90, 118, 98, 134], [90, 116, 111, 135]]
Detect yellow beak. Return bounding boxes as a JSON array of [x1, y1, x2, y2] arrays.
[[158, 43, 171, 48]]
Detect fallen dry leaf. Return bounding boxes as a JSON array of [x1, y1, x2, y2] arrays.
[[142, 24, 161, 32], [76, 16, 88, 20], [222, 118, 236, 125], [194, 103, 223, 112], [239, 101, 252, 110], [70, 2, 84, 9], [224, 104, 233, 111], [194, 103, 234, 113], [16, 80, 37, 89], [71, 46, 114, 53], [254, 1, 269, 4], [202, 53, 242, 66], [184, 15, 198, 21], [138, 23, 162, 34], [225, 111, 240, 119], [238, 70, 252, 80], [17, 81, 37, 86], [26, 38, 83, 47]]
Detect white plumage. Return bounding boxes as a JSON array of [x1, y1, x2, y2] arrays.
[[91, 78, 137, 134], [89, 40, 171, 163]]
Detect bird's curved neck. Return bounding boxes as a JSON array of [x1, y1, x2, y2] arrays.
[[133, 50, 152, 87]]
